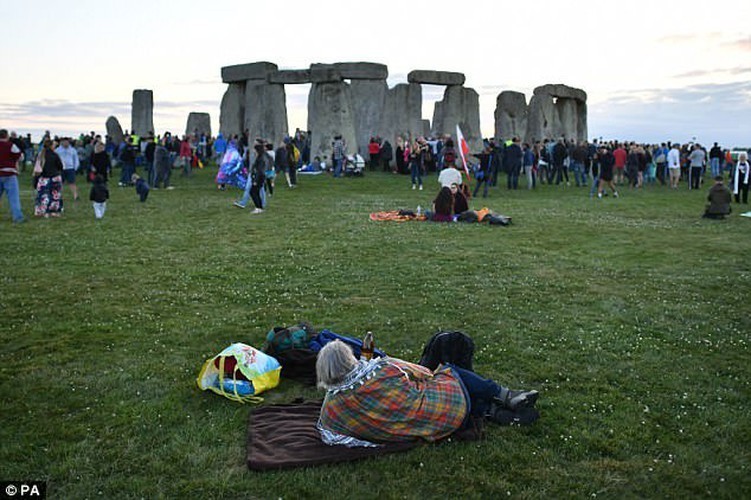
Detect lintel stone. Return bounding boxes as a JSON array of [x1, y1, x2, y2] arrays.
[[407, 70, 465, 86], [221, 62, 278, 83], [268, 70, 311, 84]]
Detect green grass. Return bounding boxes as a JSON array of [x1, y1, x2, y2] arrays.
[[1, 167, 749, 499]]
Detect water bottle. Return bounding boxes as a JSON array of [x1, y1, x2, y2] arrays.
[[361, 331, 375, 361], [416, 205, 422, 216], [220, 378, 254, 396]]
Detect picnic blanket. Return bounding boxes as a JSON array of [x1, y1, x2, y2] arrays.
[[369, 210, 427, 222], [247, 399, 484, 471], [247, 400, 416, 470]]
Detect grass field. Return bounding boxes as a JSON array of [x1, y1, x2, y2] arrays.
[[1, 167, 749, 499]]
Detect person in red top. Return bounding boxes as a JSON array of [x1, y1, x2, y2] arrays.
[[612, 142, 627, 185], [179, 135, 193, 177], [0, 129, 25, 223], [367, 137, 381, 171]]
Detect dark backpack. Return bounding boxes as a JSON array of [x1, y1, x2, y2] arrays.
[[262, 322, 316, 356], [418, 331, 475, 371]]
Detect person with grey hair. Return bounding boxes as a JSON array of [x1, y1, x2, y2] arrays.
[[316, 340, 539, 447]]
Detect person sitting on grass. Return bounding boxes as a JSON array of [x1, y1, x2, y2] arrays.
[[425, 186, 455, 222], [316, 340, 539, 447], [131, 173, 149, 202], [703, 175, 731, 220], [451, 183, 469, 214]]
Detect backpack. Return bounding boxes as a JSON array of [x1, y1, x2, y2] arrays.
[[418, 331, 475, 371], [262, 322, 316, 356]]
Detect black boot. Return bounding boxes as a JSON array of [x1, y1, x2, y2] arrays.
[[494, 388, 539, 410]]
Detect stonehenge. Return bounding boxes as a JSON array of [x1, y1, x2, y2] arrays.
[[208, 61, 589, 159], [105, 116, 124, 145], [186, 112, 211, 137], [131, 89, 154, 137], [495, 85, 588, 143]]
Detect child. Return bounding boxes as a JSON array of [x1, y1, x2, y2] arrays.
[[131, 173, 150, 202], [89, 174, 109, 219]]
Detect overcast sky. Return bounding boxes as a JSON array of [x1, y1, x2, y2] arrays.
[[2, 0, 750, 146]]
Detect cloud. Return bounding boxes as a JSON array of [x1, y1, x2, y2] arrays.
[[674, 66, 751, 78], [725, 35, 751, 51], [588, 81, 751, 145]]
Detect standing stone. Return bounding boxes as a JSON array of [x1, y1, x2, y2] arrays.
[[381, 83, 422, 147], [307, 81, 358, 160], [494, 91, 528, 142], [131, 89, 154, 137], [557, 98, 578, 141], [526, 84, 587, 142], [432, 86, 482, 152], [219, 82, 246, 139], [526, 93, 559, 143], [244, 81, 288, 147], [186, 112, 212, 137], [105, 116, 124, 145], [349, 79, 387, 157], [422, 119, 431, 138]]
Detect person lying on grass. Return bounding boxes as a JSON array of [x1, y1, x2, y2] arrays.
[[316, 340, 539, 447]]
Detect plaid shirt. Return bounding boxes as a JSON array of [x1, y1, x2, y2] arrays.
[[319, 358, 468, 443]]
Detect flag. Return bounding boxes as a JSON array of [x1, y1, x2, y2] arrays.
[[456, 124, 471, 179]]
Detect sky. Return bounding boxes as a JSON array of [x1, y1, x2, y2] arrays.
[[2, 0, 750, 146]]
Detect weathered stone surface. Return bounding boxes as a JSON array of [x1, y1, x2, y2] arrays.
[[381, 83, 423, 148], [310, 64, 343, 83], [349, 79, 387, 157], [334, 62, 388, 80], [494, 91, 528, 141], [431, 86, 482, 152], [105, 116, 124, 145], [186, 112, 211, 137], [221, 62, 278, 83], [131, 89, 154, 137], [533, 84, 587, 102], [244, 81, 288, 147], [422, 119, 431, 138], [268, 69, 311, 84], [408, 70, 465, 86], [526, 84, 588, 142], [307, 81, 358, 160], [219, 83, 246, 139]]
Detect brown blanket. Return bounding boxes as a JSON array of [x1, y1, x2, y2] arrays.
[[247, 400, 485, 471], [247, 400, 417, 471]]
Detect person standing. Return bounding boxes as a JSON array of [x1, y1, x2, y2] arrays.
[[179, 136, 193, 177], [0, 129, 25, 223], [522, 142, 536, 189], [90, 142, 111, 183], [332, 135, 346, 178], [408, 138, 425, 190], [368, 137, 380, 171], [56, 137, 80, 200], [504, 137, 523, 190], [596, 146, 619, 199], [732, 152, 750, 204], [119, 136, 136, 186], [613, 142, 627, 185], [688, 144, 706, 190], [34, 139, 64, 217], [709, 142, 723, 179], [552, 138, 569, 186], [471, 146, 492, 198], [667, 143, 681, 189], [154, 140, 172, 189]]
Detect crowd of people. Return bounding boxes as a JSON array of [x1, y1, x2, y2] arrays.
[[2, 125, 749, 224]]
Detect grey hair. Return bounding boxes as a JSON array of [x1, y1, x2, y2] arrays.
[[316, 340, 358, 390]]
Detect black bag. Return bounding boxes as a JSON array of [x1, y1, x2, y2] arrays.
[[418, 331, 475, 371]]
